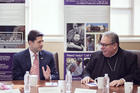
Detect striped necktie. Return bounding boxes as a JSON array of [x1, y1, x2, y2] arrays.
[[30, 53, 40, 80]]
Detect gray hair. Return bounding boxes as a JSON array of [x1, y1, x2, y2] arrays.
[[102, 31, 119, 46]]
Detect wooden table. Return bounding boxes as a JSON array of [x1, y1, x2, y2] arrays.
[[1, 80, 139, 93]]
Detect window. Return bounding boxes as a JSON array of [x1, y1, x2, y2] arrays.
[[26, 0, 140, 38], [26, 0, 64, 36], [110, 0, 140, 36]]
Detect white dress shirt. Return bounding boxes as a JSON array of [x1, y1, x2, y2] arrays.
[[29, 48, 39, 66]]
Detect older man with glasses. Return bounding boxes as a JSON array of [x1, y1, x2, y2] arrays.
[[81, 31, 137, 87]]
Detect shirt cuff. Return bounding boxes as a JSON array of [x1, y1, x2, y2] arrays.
[[120, 78, 126, 83]]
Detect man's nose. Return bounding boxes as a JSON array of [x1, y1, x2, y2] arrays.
[[101, 45, 105, 50], [40, 42, 43, 46]]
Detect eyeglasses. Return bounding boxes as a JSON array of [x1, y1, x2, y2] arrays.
[[99, 42, 114, 47]]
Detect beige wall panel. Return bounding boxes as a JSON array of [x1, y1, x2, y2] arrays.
[[43, 42, 64, 79], [120, 42, 140, 50]]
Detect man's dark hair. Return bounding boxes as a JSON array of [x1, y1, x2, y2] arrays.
[[28, 30, 43, 42]]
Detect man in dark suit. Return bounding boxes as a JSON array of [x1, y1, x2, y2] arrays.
[[12, 30, 59, 80], [81, 32, 137, 86]]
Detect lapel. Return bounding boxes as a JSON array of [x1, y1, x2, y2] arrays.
[[39, 51, 44, 64], [39, 51, 47, 69], [39, 51, 45, 79], [24, 49, 31, 70]]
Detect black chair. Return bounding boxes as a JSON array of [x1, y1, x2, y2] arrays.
[[128, 50, 140, 68], [53, 52, 59, 79], [128, 50, 140, 84]]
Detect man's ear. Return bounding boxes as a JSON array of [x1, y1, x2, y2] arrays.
[[28, 40, 32, 45], [113, 43, 118, 49]]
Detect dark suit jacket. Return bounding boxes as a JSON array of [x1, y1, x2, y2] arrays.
[[83, 47, 137, 82], [12, 49, 59, 80]]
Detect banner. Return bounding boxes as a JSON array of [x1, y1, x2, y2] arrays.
[[64, 0, 110, 79], [0, 0, 25, 3], [64, 0, 110, 5], [0, 26, 25, 48], [0, 53, 15, 80], [64, 53, 92, 79], [0, 3, 25, 49]]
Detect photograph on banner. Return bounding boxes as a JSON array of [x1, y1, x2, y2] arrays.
[[0, 0, 25, 3], [66, 23, 85, 51], [0, 53, 15, 80], [83, 58, 90, 69], [86, 23, 108, 33], [86, 34, 95, 51], [64, 0, 110, 5], [0, 25, 25, 48], [95, 34, 102, 51], [64, 52, 92, 80]]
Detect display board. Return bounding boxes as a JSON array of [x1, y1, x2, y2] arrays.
[[0, 53, 15, 80], [64, 0, 110, 79], [0, 0, 25, 80]]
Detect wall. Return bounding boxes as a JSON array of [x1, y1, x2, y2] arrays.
[[43, 42, 64, 80], [120, 42, 140, 50]]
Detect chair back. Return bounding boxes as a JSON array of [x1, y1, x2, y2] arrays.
[[128, 50, 140, 68], [53, 52, 59, 79]]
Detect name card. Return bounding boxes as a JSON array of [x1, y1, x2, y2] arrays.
[[39, 87, 60, 93], [74, 88, 96, 93], [86, 82, 97, 87], [0, 89, 20, 93]]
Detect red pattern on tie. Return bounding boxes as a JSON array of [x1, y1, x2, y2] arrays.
[[30, 53, 40, 80]]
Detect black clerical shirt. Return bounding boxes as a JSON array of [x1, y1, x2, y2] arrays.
[[101, 50, 119, 81], [83, 47, 137, 82]]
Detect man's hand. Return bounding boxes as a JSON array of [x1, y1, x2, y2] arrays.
[[110, 79, 125, 87], [42, 65, 51, 80], [81, 76, 94, 84]]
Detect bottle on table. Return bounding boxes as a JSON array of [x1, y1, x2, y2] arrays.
[[24, 71, 30, 93], [137, 86, 140, 93], [104, 73, 110, 88], [104, 73, 110, 93], [65, 70, 72, 93]]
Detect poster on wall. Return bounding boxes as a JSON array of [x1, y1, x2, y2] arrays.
[[0, 0, 25, 3], [64, 52, 92, 79], [0, 2, 25, 49], [0, 26, 25, 48], [66, 23, 85, 51], [86, 34, 95, 51], [0, 3, 25, 25], [64, 0, 110, 79], [64, 0, 110, 5], [0, 53, 14, 80], [64, 2, 110, 52], [86, 23, 108, 33]]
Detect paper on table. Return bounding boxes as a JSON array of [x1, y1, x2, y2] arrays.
[[39, 87, 61, 93], [45, 82, 58, 86], [0, 89, 20, 93], [86, 82, 97, 87], [74, 88, 97, 93]]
